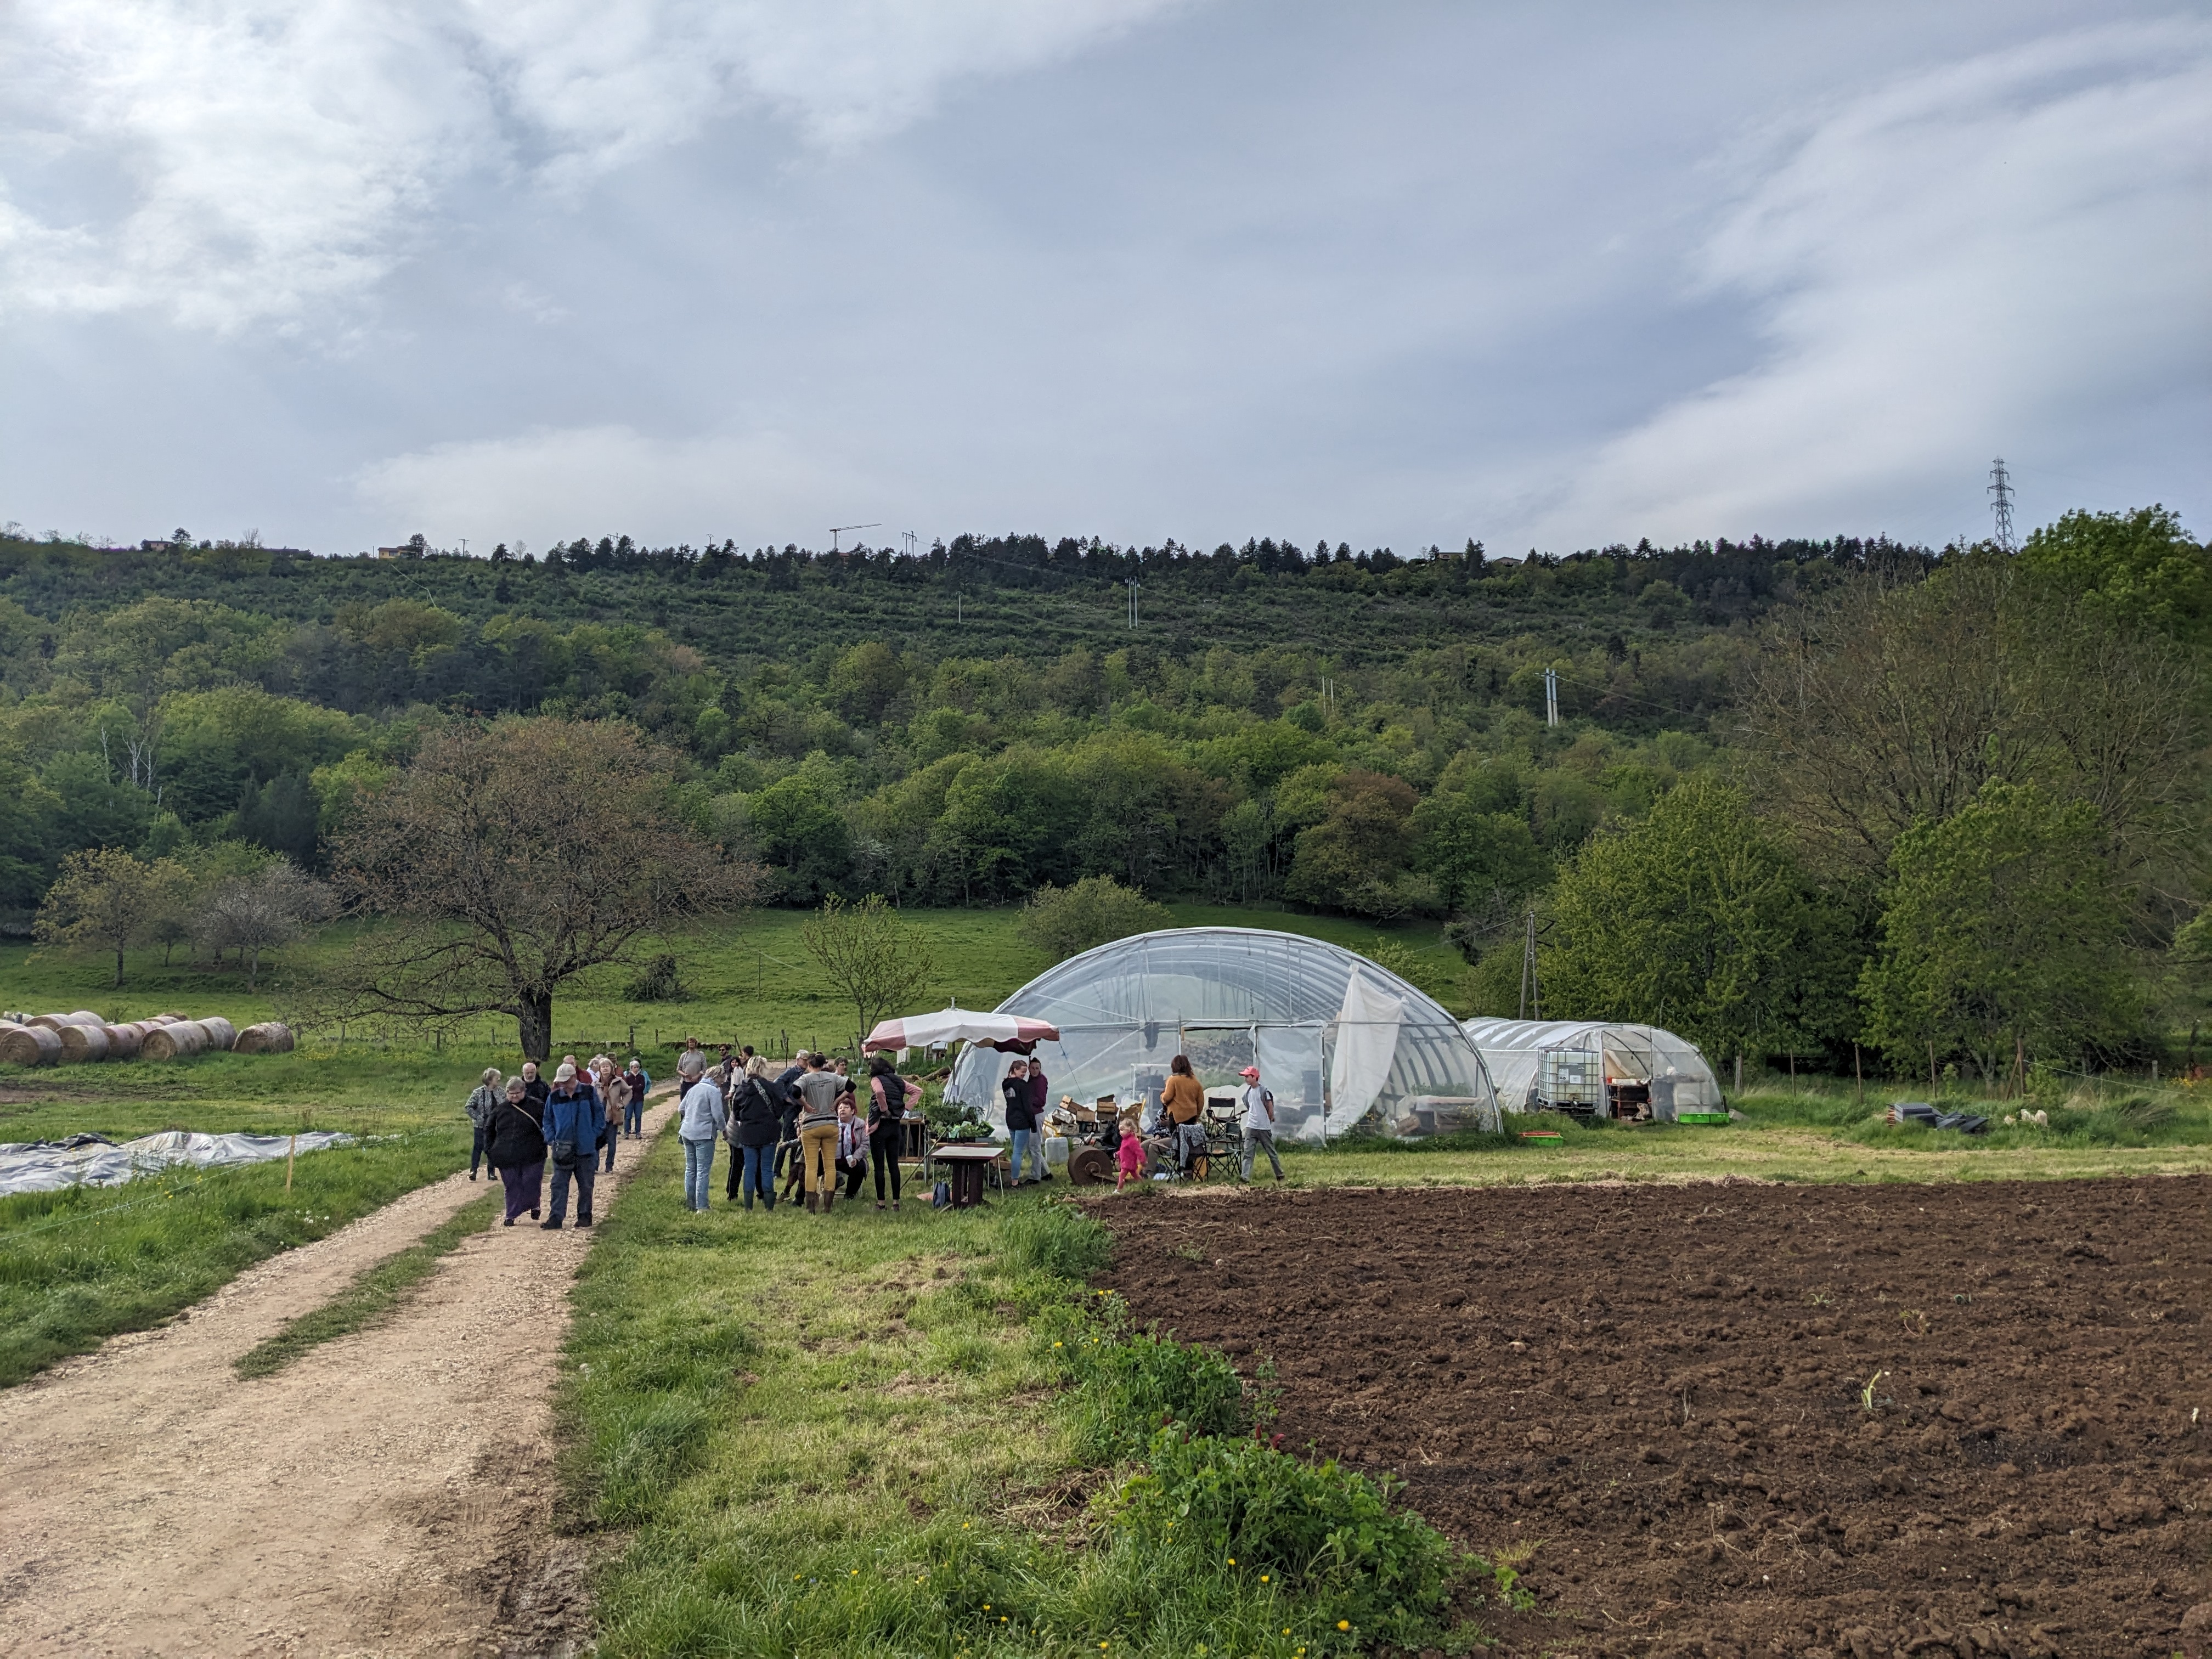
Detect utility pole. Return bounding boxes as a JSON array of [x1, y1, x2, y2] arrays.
[[1519, 906, 1541, 1020], [1987, 459, 2016, 553], [1543, 667, 1560, 727], [900, 530, 919, 558], [1126, 573, 1141, 628]]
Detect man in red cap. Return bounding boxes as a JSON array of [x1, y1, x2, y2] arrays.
[[1237, 1064, 1282, 1183]]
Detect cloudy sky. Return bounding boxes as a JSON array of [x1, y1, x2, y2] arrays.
[[1, 1, 2205, 557]]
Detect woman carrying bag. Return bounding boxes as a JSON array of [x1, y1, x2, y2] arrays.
[[485, 1075, 549, 1225], [864, 1052, 915, 1211], [725, 1056, 781, 1211]]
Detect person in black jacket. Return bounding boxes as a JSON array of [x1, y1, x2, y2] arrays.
[[724, 1057, 780, 1210], [518, 1059, 550, 1111], [485, 1075, 549, 1226], [1002, 1058, 1045, 1186], [864, 1052, 910, 1211]]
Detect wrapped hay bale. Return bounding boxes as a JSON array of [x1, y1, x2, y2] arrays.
[[141, 1020, 211, 1062], [231, 1021, 296, 1055], [55, 1022, 111, 1063], [101, 1023, 144, 1060], [199, 1015, 239, 1051], [0, 1022, 65, 1066], [30, 1011, 104, 1030]]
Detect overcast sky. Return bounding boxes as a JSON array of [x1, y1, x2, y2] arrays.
[[2, 1, 2205, 558]]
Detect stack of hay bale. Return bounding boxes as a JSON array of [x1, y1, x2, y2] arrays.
[[0, 1010, 291, 1066]]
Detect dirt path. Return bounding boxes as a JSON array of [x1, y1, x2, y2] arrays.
[[0, 1097, 678, 1659]]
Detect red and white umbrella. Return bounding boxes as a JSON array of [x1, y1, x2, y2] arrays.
[[862, 1007, 1061, 1054]]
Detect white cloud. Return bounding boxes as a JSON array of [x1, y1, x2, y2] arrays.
[[0, 0, 1181, 329], [353, 423, 866, 548], [1528, 21, 2212, 546]]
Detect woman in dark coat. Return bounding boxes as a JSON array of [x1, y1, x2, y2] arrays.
[[485, 1075, 549, 1226], [726, 1056, 782, 1211]]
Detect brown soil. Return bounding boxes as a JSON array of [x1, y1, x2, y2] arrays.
[[1092, 1176, 2212, 1659], [0, 1096, 675, 1658]]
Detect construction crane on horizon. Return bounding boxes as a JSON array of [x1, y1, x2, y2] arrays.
[[828, 522, 881, 554]]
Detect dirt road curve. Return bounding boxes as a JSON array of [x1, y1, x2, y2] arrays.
[[0, 1098, 675, 1659]]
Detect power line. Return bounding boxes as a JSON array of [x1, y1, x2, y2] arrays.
[[1987, 459, 2016, 553]]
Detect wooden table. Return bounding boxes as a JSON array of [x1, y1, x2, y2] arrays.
[[930, 1141, 1006, 1209]]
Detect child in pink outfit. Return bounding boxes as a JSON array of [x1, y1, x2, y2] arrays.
[[1115, 1114, 1146, 1189]]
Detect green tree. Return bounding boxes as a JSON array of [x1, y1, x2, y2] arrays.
[[2019, 505, 2208, 640], [1860, 781, 2143, 1082], [1019, 874, 1172, 963], [1542, 780, 1854, 1063], [802, 894, 938, 1047], [1412, 791, 1549, 912], [35, 847, 184, 986]]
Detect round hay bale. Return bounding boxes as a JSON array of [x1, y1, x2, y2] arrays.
[[30, 1011, 101, 1030], [232, 1021, 296, 1055], [200, 1015, 239, 1051], [100, 1023, 144, 1060], [55, 1022, 111, 1063], [150, 1012, 189, 1025], [140, 1020, 210, 1062], [0, 1022, 65, 1066]]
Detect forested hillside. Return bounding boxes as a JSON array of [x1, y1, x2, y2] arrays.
[[0, 527, 1909, 915], [4, 510, 2204, 1077]]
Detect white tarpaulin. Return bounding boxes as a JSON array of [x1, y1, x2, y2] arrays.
[[0, 1130, 358, 1197], [1327, 969, 1403, 1133]]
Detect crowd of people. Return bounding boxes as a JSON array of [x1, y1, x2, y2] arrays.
[[672, 1043, 924, 1214], [466, 1053, 652, 1227], [464, 1038, 1282, 1226]]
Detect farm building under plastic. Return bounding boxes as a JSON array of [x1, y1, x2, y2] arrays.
[[946, 927, 1500, 1139], [1459, 1018, 1722, 1120]]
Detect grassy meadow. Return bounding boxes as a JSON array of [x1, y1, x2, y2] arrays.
[[3, 902, 2204, 1397]]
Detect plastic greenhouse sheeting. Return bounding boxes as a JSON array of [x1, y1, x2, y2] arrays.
[[0, 1129, 358, 1197], [946, 927, 1499, 1141], [1460, 1018, 1721, 1118]]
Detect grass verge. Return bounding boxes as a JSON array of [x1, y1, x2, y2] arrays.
[[561, 1128, 1493, 1656], [233, 1190, 498, 1379]]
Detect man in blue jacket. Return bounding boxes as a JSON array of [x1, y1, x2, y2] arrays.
[[541, 1062, 606, 1230]]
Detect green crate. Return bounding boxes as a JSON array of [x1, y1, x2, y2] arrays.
[[1676, 1111, 1731, 1126]]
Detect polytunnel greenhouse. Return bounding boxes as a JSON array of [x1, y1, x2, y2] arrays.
[[1459, 1018, 1722, 1121], [946, 927, 1499, 1140]]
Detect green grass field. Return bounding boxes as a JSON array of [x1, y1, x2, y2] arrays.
[[0, 900, 1467, 1068]]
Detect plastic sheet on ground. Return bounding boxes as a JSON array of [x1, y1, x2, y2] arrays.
[[0, 1129, 359, 1197]]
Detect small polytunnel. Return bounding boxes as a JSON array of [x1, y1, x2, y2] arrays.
[[1459, 1018, 1722, 1120], [945, 927, 1499, 1140]]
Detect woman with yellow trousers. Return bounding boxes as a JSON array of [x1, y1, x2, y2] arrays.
[[793, 1052, 844, 1212]]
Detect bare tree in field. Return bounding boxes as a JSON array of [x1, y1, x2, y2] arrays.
[[802, 894, 936, 1051], [1737, 552, 2207, 906], [326, 718, 762, 1058], [199, 862, 332, 991]]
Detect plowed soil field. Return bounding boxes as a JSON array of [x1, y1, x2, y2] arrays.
[[1092, 1176, 2212, 1659]]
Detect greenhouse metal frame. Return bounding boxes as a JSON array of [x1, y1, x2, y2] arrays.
[[946, 927, 1499, 1140]]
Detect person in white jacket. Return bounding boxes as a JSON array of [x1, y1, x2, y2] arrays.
[[676, 1052, 724, 1212]]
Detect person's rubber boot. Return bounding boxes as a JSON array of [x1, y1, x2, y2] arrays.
[[805, 1192, 817, 1214], [822, 1188, 835, 1215]]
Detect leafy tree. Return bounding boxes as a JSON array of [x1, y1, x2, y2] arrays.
[[802, 894, 937, 1048], [2019, 505, 2209, 640], [325, 718, 760, 1059], [1020, 874, 1172, 963], [1285, 771, 1435, 918], [1860, 781, 2143, 1082], [1541, 780, 1855, 1063], [35, 848, 184, 986], [747, 772, 855, 902]]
